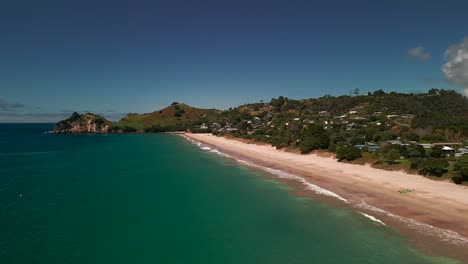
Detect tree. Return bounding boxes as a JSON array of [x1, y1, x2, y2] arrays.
[[428, 88, 440, 95], [386, 149, 401, 164], [452, 155, 468, 184], [373, 89, 386, 96], [299, 125, 330, 154], [336, 146, 362, 161], [402, 132, 420, 142], [405, 145, 425, 158], [420, 158, 449, 177], [429, 146, 444, 158], [353, 88, 360, 96]]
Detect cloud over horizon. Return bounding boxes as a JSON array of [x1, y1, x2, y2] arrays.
[[442, 38, 468, 96], [408, 46, 431, 62], [0, 99, 25, 112]]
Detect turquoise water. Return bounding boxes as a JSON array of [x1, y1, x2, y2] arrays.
[[0, 124, 458, 263]]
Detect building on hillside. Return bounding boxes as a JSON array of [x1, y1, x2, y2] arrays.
[[455, 148, 468, 158], [211, 122, 221, 129], [419, 143, 435, 149], [386, 140, 402, 145]]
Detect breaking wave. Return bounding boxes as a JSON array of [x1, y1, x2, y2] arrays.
[[360, 212, 387, 226]]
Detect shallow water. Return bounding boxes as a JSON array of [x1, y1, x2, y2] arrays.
[[0, 124, 458, 263]]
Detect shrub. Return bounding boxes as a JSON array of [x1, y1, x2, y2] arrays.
[[121, 126, 137, 133], [419, 158, 449, 177], [336, 146, 362, 161], [429, 146, 444, 158], [410, 158, 424, 170], [452, 155, 468, 184], [385, 149, 401, 164]]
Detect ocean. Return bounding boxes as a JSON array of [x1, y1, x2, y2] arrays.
[[0, 124, 458, 263]]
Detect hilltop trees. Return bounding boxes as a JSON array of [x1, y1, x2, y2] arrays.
[[353, 88, 360, 96]]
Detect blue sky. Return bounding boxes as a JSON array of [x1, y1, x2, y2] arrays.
[[1, 0, 468, 122]]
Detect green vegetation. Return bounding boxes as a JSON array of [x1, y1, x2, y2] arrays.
[[410, 158, 449, 177], [115, 103, 216, 131], [452, 155, 468, 184], [299, 125, 330, 154], [336, 146, 362, 161], [55, 89, 468, 184], [385, 149, 400, 164]]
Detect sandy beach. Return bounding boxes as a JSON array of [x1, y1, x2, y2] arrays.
[[184, 133, 468, 257]]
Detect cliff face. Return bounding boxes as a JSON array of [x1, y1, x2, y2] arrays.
[[54, 112, 111, 133]]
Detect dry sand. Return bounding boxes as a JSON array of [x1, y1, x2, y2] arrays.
[[184, 133, 468, 255]]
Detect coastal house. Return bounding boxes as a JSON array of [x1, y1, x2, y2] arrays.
[[318, 111, 330, 116], [200, 123, 209, 130], [353, 143, 380, 152], [211, 122, 221, 129], [442, 146, 455, 156], [419, 143, 435, 149], [386, 140, 402, 145], [334, 114, 347, 119], [455, 148, 468, 158]]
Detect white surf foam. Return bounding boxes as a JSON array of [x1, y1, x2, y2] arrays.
[[182, 135, 468, 246], [360, 212, 387, 226], [183, 136, 349, 203], [200, 146, 211, 151], [209, 149, 232, 158], [355, 201, 468, 246], [234, 158, 349, 203]]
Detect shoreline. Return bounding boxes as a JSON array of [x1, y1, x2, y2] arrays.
[[183, 133, 468, 261]]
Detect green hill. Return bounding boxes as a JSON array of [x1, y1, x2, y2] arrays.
[[114, 102, 216, 132]]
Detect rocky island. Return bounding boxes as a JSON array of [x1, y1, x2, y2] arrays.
[[54, 112, 111, 133]]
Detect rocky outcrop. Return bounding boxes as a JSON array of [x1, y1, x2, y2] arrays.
[[54, 112, 111, 133]]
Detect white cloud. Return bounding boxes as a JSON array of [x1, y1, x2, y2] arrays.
[[408, 46, 431, 61], [442, 38, 468, 96]]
